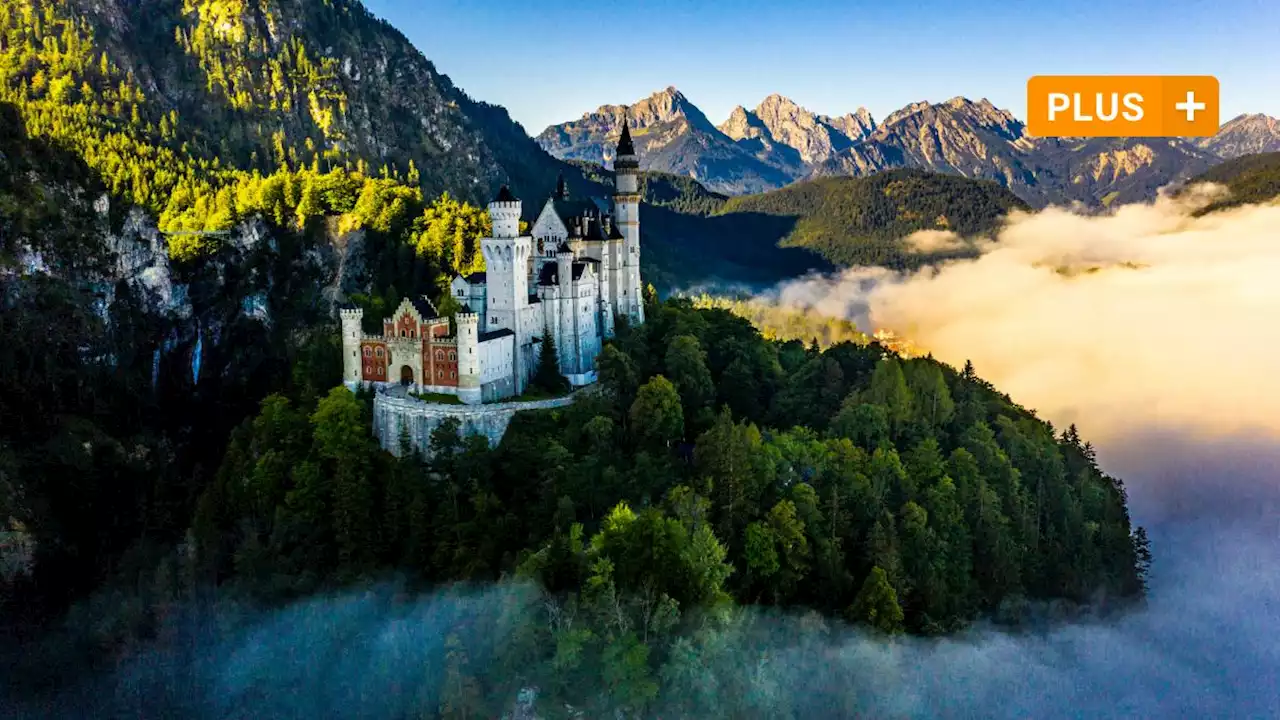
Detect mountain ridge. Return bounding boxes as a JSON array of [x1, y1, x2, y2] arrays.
[[540, 86, 1275, 209], [535, 87, 791, 195]]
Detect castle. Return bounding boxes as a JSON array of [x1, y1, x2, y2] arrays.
[[341, 123, 645, 404]]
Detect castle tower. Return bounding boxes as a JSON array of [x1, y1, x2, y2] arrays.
[[340, 305, 364, 386], [456, 311, 482, 405], [557, 247, 575, 373], [613, 122, 645, 325], [481, 186, 532, 394]]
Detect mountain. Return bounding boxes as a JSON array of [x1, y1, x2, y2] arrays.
[[811, 97, 1221, 208], [549, 90, 1261, 209], [1, 0, 579, 218], [1197, 114, 1280, 160], [536, 87, 793, 195], [718, 94, 877, 173]]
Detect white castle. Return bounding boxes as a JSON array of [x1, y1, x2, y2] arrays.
[[341, 123, 646, 404]]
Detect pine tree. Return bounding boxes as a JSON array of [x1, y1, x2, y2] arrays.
[[534, 332, 569, 394], [849, 566, 905, 635]]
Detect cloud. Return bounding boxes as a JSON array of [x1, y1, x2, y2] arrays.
[[902, 228, 973, 254], [768, 188, 1280, 442]]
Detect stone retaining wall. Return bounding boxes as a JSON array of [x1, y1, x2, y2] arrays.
[[371, 387, 586, 458]]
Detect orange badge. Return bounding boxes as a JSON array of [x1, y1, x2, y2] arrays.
[[1026, 75, 1219, 138]]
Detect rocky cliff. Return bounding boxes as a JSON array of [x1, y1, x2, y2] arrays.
[[535, 87, 792, 195], [1197, 113, 1280, 160]]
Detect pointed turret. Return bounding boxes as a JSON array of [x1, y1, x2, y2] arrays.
[[555, 172, 567, 200], [494, 185, 517, 203], [616, 121, 636, 157], [614, 120, 639, 172]]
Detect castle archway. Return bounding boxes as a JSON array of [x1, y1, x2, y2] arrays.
[[400, 365, 415, 386]]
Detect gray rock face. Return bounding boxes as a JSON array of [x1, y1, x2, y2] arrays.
[[743, 94, 865, 165], [370, 387, 585, 458], [820, 107, 877, 144], [1197, 113, 1280, 159], [104, 208, 192, 319], [811, 96, 1219, 208], [535, 87, 792, 195]]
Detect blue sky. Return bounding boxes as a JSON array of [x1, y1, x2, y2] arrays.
[[363, 0, 1280, 134]]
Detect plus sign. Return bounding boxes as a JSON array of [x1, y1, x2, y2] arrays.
[[1175, 91, 1206, 122]]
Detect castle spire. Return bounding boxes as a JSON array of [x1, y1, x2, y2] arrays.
[[555, 172, 567, 200], [616, 120, 635, 157]]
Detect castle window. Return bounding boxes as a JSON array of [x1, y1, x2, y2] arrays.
[[377, 367, 384, 376], [449, 352, 456, 361], [363, 347, 372, 357], [375, 348, 384, 358], [438, 370, 444, 379], [365, 365, 372, 375], [451, 371, 456, 379], [436, 350, 445, 361], [457, 289, 464, 297]]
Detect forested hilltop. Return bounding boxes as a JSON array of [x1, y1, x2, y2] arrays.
[[6, 287, 1150, 714]]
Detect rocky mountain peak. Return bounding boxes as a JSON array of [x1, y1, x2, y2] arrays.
[[627, 86, 715, 132], [881, 100, 932, 127], [720, 105, 770, 141], [820, 107, 876, 143], [1197, 113, 1280, 159], [734, 93, 867, 165]]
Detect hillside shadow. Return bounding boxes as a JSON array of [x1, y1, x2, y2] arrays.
[[641, 205, 823, 292]]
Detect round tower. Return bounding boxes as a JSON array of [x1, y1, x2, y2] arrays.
[[489, 186, 522, 239], [612, 121, 645, 326], [340, 306, 364, 387], [456, 311, 482, 405]]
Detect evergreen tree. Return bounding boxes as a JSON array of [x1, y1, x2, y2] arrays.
[[533, 332, 571, 395], [849, 566, 905, 635]]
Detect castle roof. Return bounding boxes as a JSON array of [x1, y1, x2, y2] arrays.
[[538, 260, 594, 286], [551, 197, 619, 241], [553, 198, 602, 225], [493, 185, 517, 203], [616, 122, 635, 156], [479, 328, 515, 342], [410, 296, 438, 320], [463, 271, 487, 284], [338, 301, 358, 311]]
